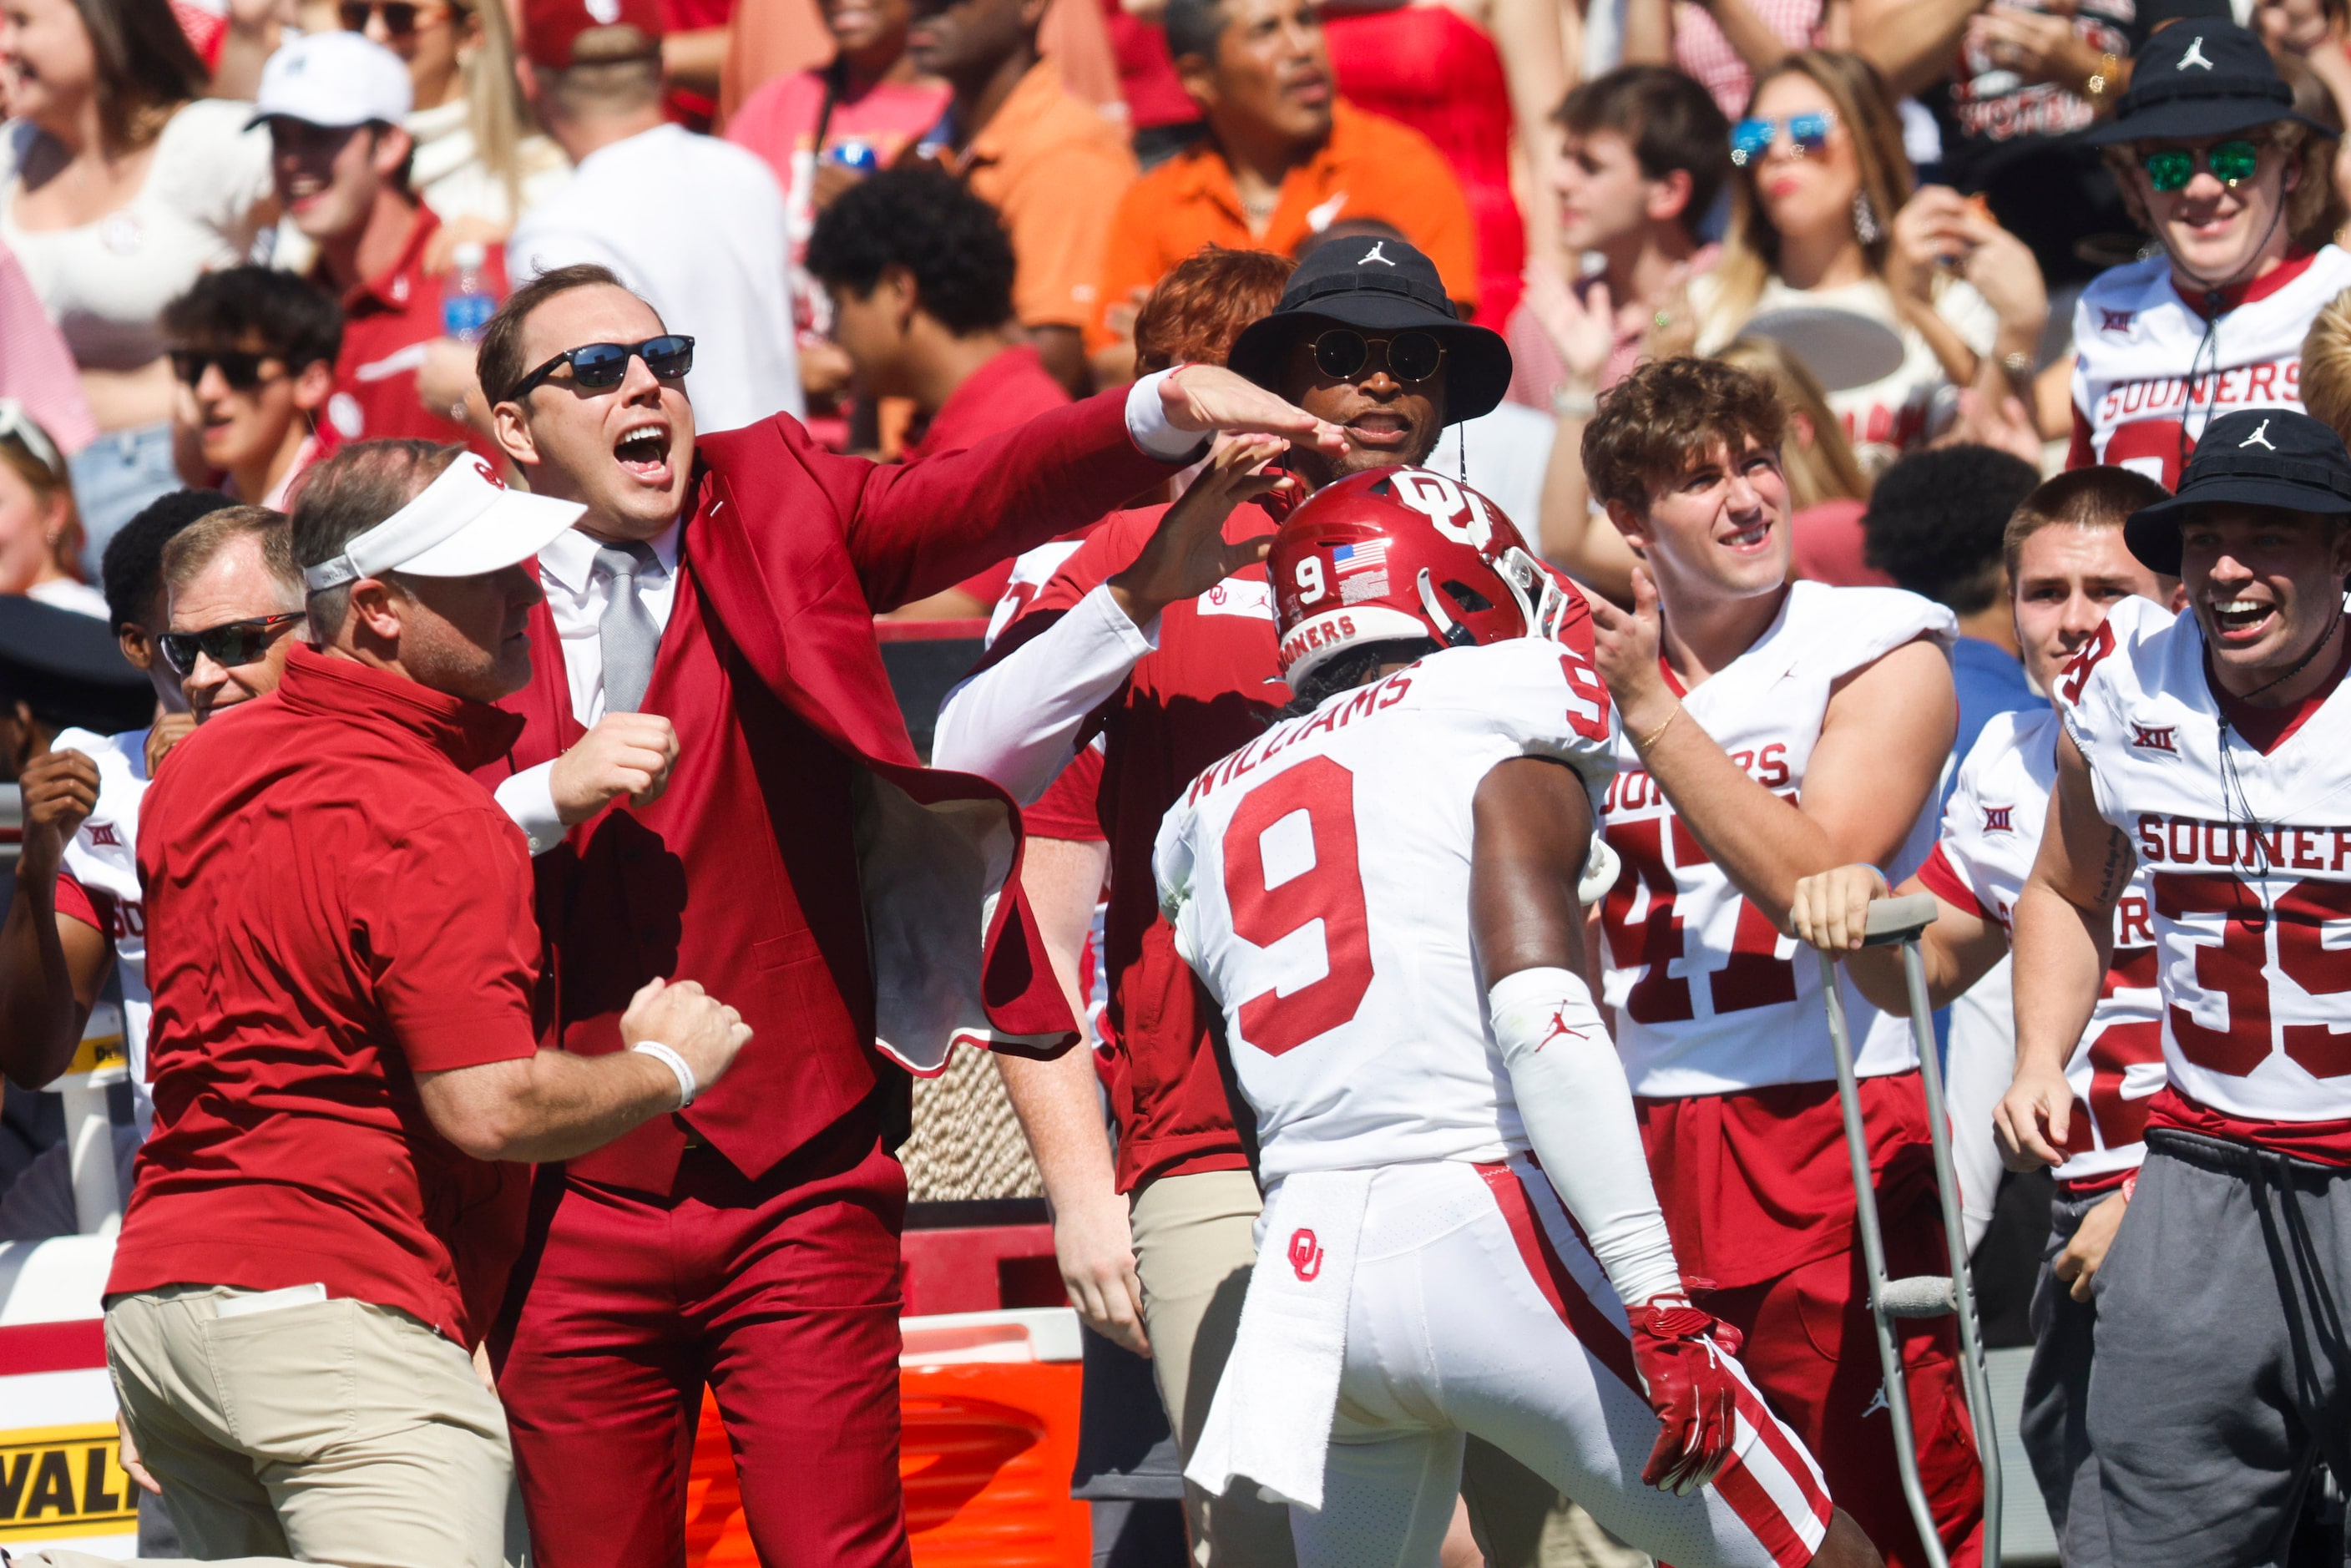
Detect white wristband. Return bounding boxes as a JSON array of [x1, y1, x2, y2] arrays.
[[631, 1039, 697, 1109]]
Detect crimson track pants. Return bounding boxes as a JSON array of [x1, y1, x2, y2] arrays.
[[489, 1121, 909, 1568], [1706, 1194, 1984, 1568]]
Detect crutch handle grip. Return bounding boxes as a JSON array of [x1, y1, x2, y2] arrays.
[[1878, 1275, 1957, 1318], [1861, 893, 1940, 947]]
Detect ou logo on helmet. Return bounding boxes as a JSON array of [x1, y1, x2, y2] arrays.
[[1392, 471, 1494, 550]]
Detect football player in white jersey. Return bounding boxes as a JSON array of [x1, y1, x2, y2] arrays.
[[1787, 465, 2177, 1566], [1155, 469, 1878, 1568], [1579, 357, 1976, 1568], [2008, 407, 2351, 1564], [2066, 21, 2351, 488]]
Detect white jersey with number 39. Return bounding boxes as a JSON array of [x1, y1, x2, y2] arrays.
[[2058, 594, 2351, 1125], [1154, 636, 1616, 1185]]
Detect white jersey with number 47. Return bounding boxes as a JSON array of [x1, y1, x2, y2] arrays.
[[2057, 594, 2351, 1125], [1154, 636, 1616, 1186]]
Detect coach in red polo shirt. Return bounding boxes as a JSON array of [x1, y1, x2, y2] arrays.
[[105, 443, 751, 1568], [470, 260, 1337, 1568], [255, 33, 498, 453]]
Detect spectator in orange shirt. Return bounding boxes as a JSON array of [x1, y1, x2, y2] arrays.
[[806, 165, 1075, 616], [908, 0, 1137, 394], [1086, 0, 1479, 384]]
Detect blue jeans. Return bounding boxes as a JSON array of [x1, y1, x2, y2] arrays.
[[68, 421, 179, 579]]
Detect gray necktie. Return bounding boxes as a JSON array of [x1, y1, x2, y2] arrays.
[[594, 540, 660, 714]]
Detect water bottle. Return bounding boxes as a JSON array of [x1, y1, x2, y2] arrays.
[[823, 139, 880, 175], [442, 241, 497, 343]]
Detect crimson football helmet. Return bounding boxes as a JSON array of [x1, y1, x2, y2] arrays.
[[1269, 465, 1578, 685]]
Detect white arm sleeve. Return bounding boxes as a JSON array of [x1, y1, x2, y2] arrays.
[[1490, 966, 1686, 1308], [931, 582, 1157, 803]]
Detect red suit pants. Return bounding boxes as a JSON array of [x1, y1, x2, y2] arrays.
[[490, 1117, 909, 1568]]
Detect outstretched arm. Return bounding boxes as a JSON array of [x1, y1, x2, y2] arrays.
[[1999, 731, 2125, 1171]]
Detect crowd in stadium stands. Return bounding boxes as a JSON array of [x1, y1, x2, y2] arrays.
[[7, 0, 2351, 1562]]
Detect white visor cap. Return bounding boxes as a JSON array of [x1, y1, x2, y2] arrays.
[[304, 454, 586, 594]]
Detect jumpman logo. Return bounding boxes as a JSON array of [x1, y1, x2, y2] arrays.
[[2242, 418, 2277, 450], [1862, 1387, 1890, 1419], [2178, 33, 2213, 69], [1359, 241, 1397, 267], [1536, 1010, 1590, 1052]]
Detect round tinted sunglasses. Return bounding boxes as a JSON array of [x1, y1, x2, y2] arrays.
[[1311, 328, 1446, 385], [2138, 139, 2262, 193], [169, 349, 283, 392], [159, 613, 306, 678], [1731, 109, 1836, 166], [508, 336, 695, 401]]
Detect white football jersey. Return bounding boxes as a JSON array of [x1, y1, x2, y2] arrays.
[[53, 726, 154, 1132], [1932, 706, 2160, 1184], [1154, 637, 1615, 1184], [2069, 246, 2351, 489], [2058, 595, 2351, 1124], [1599, 582, 1957, 1096]]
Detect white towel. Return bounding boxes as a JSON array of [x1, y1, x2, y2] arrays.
[[1183, 1166, 1375, 1511]]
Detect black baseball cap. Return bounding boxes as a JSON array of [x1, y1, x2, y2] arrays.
[[2083, 21, 2332, 145], [2124, 408, 2351, 573], [1226, 235, 1512, 423], [0, 594, 153, 736]]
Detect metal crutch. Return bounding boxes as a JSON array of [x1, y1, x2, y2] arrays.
[[1815, 892, 2001, 1568]]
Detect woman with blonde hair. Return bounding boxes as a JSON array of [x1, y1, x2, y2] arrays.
[[1688, 48, 2049, 473], [341, 0, 569, 261], [0, 403, 105, 617]]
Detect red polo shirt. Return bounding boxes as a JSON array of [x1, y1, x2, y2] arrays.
[[903, 343, 1076, 605], [322, 204, 502, 456], [110, 646, 542, 1345]]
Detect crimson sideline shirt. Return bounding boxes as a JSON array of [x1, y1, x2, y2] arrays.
[[110, 646, 542, 1344], [982, 502, 1284, 1189], [904, 345, 1076, 607], [321, 204, 504, 458]]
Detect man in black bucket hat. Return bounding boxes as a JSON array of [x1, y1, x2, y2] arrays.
[[2007, 403, 2351, 1565], [2065, 20, 2348, 488]]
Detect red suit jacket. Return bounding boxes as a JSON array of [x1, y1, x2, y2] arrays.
[[483, 392, 1177, 1194]]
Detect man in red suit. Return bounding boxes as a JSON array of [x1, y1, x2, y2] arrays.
[[469, 260, 1340, 1568]]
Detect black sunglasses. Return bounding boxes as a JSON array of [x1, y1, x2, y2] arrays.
[[159, 613, 306, 678], [508, 336, 696, 401], [169, 350, 283, 392], [1310, 328, 1446, 385], [339, 0, 446, 31]]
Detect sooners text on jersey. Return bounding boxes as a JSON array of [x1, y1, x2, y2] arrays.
[[2068, 247, 2351, 488], [1600, 582, 1956, 1097], [1155, 636, 1614, 1183], [2057, 595, 2351, 1127], [1924, 706, 2160, 1186]]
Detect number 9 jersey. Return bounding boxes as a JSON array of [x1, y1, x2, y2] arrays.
[[1153, 633, 1616, 1186], [2058, 593, 2351, 1132]]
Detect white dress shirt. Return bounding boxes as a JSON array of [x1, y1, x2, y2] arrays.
[[492, 370, 1200, 855]]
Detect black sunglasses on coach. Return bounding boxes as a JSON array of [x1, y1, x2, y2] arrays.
[[169, 349, 283, 392], [338, 0, 446, 31], [1309, 327, 1446, 385], [507, 336, 696, 401], [159, 614, 306, 678]]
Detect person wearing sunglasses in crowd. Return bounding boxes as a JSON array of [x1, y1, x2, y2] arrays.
[[1686, 50, 2049, 474], [257, 32, 506, 456], [0, 489, 224, 1252], [163, 268, 346, 512], [341, 0, 571, 271], [2066, 20, 2350, 488], [937, 235, 1621, 1568], [155, 504, 310, 726]]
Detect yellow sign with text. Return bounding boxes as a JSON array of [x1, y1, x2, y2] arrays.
[[0, 1424, 137, 1540]]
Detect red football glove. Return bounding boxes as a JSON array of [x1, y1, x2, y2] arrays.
[[1629, 1294, 1745, 1495]]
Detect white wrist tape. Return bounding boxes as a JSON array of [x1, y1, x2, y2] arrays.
[[631, 1040, 697, 1109], [1489, 967, 1684, 1308]]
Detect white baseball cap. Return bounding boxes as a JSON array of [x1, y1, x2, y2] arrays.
[[304, 455, 586, 593], [249, 30, 414, 131]]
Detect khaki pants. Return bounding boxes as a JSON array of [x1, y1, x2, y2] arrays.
[[1130, 1170, 1650, 1568], [95, 1285, 523, 1568]]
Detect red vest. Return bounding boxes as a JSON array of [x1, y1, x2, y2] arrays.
[[485, 395, 1175, 1193]]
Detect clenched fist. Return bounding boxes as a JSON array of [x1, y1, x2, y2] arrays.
[[620, 976, 751, 1100], [18, 749, 99, 875], [551, 712, 679, 827]]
